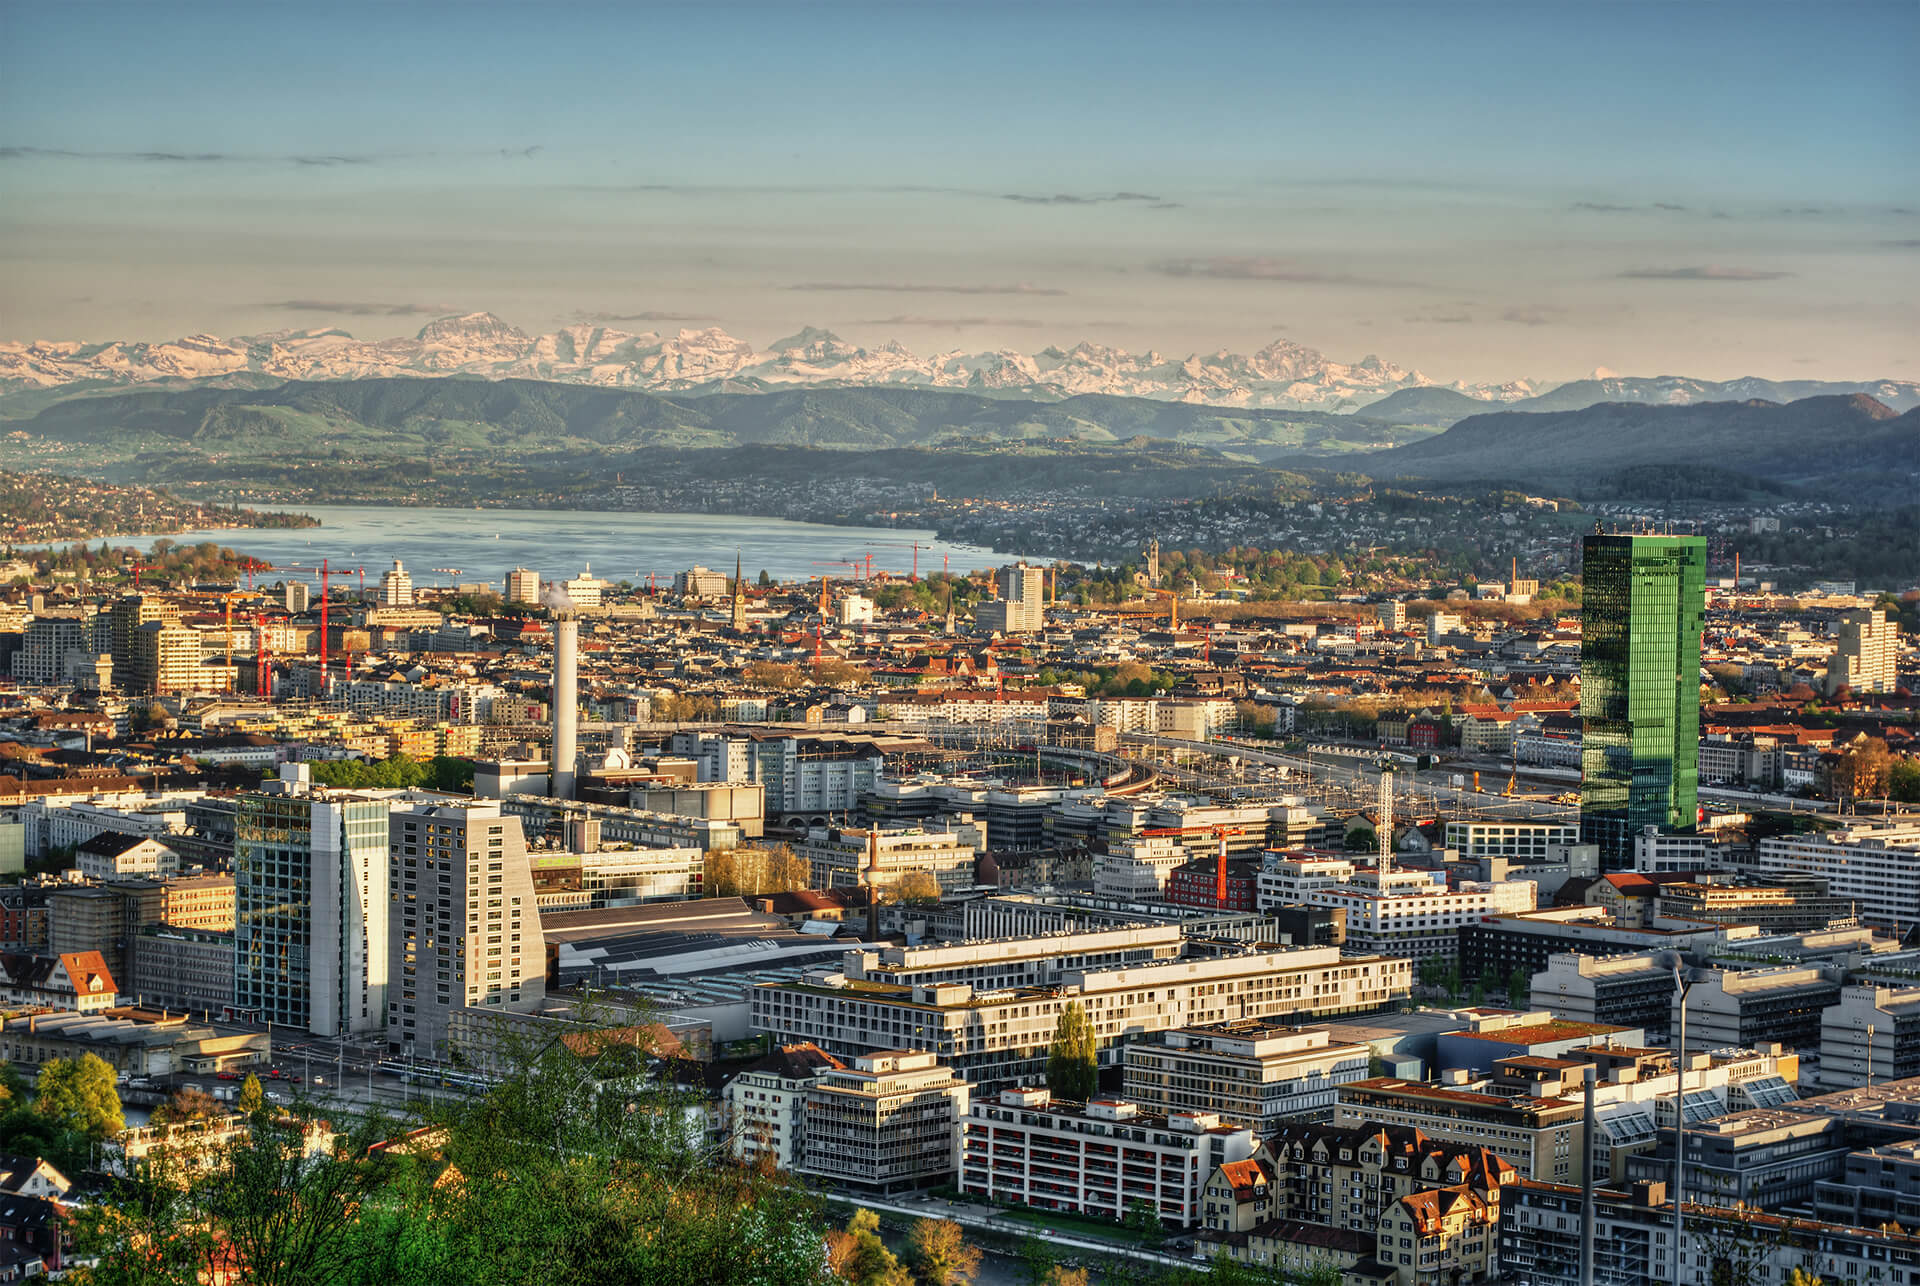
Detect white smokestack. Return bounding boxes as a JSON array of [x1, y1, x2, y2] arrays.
[[550, 615, 579, 800]]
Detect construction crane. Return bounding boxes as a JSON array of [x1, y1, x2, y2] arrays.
[[254, 611, 270, 696], [1140, 824, 1248, 907], [219, 592, 250, 692], [1141, 587, 1179, 631], [129, 564, 161, 591]]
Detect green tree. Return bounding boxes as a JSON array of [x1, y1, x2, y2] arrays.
[[1123, 1198, 1165, 1247], [830, 1208, 911, 1286], [906, 1217, 981, 1286], [893, 868, 944, 907], [33, 1052, 124, 1138], [238, 1073, 265, 1113], [1046, 1002, 1097, 1102]]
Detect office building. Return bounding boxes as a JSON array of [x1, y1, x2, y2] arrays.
[[1443, 821, 1580, 863], [675, 566, 729, 601], [1122, 1022, 1373, 1130], [1337, 1077, 1588, 1184], [1378, 600, 1407, 632], [1830, 608, 1898, 695], [388, 799, 546, 1055], [12, 617, 92, 686], [1578, 534, 1706, 867], [129, 621, 206, 695], [753, 944, 1411, 1083], [232, 765, 391, 1037], [1819, 985, 1920, 1089], [795, 1050, 970, 1191], [1756, 821, 1920, 933], [962, 1089, 1258, 1227], [798, 823, 982, 894], [505, 567, 541, 606], [1677, 965, 1843, 1051]]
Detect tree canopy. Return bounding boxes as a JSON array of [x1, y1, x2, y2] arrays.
[[1046, 1002, 1098, 1103]]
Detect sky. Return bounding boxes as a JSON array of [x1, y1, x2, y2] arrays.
[[2, 0, 1916, 385]]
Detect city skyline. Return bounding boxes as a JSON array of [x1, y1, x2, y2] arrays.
[[3, 1, 1916, 383]]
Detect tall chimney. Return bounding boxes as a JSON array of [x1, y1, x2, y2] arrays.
[[551, 615, 579, 800]]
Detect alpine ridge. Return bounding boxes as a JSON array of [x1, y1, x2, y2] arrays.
[[3, 313, 1914, 415]]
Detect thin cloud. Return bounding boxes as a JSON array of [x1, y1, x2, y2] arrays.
[[266, 299, 452, 317], [1501, 306, 1562, 327], [1571, 200, 1689, 214], [1619, 265, 1792, 280], [572, 309, 715, 323], [856, 315, 1047, 328], [2, 145, 376, 166], [787, 281, 1067, 296], [1001, 191, 1165, 206], [1150, 257, 1411, 286], [1883, 239, 1920, 249], [1408, 312, 1475, 325]]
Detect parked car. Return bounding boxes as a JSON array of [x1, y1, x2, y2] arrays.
[[216, 1071, 240, 1081]]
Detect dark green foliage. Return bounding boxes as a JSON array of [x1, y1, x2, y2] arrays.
[[1046, 1002, 1098, 1102], [308, 755, 473, 792]]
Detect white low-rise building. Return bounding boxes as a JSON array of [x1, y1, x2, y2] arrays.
[[1757, 822, 1920, 932], [1122, 1021, 1372, 1129]]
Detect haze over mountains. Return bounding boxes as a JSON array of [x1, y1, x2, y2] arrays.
[[4, 312, 1915, 418]]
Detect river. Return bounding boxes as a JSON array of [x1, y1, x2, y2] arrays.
[[54, 505, 1048, 588]]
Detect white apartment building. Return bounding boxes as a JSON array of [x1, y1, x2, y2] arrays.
[[1094, 834, 1192, 899], [799, 823, 983, 893], [962, 1090, 1259, 1227], [1258, 855, 1535, 961], [74, 834, 179, 881], [724, 1041, 844, 1172], [751, 944, 1412, 1083], [1444, 821, 1579, 863], [1122, 1022, 1373, 1130], [1830, 608, 1897, 695], [378, 560, 414, 607], [388, 799, 546, 1055], [505, 568, 540, 606], [25, 795, 195, 860], [12, 617, 94, 686], [1757, 822, 1920, 932], [837, 594, 875, 626]]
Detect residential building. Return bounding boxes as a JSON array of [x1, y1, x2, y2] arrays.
[[387, 799, 546, 1055], [73, 833, 178, 881], [962, 1088, 1258, 1227], [795, 1050, 970, 1191], [505, 567, 540, 605], [1336, 1077, 1588, 1184], [0, 951, 118, 1012], [1829, 607, 1898, 695], [1578, 534, 1706, 867], [725, 1041, 844, 1172], [232, 765, 391, 1036], [378, 560, 414, 607], [1122, 1022, 1373, 1129], [1198, 1122, 1515, 1286]]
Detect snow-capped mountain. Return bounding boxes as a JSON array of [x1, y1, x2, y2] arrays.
[[3, 312, 1913, 413]]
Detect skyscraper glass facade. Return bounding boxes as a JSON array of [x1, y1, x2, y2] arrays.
[[1579, 534, 1706, 867]]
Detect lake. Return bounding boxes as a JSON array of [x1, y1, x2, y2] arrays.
[[79, 505, 1045, 588]]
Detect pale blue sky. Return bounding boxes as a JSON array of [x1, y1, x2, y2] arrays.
[[2, 0, 1914, 382]]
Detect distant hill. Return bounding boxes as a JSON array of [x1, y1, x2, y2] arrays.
[[8, 376, 1432, 458], [1353, 394, 1918, 494], [1350, 386, 1498, 426]]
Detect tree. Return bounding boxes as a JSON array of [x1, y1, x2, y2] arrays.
[[238, 1073, 265, 1113], [743, 661, 805, 691], [906, 1217, 981, 1286], [893, 869, 943, 907], [152, 1087, 218, 1125], [1123, 1198, 1164, 1247], [0, 1060, 24, 1112], [1833, 737, 1893, 800], [828, 1208, 912, 1286], [1046, 1002, 1097, 1102], [705, 843, 812, 898], [34, 1052, 124, 1138]]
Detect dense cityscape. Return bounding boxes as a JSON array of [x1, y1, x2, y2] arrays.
[[3, 2, 1916, 1283]]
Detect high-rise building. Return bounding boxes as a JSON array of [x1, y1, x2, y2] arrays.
[[1829, 608, 1897, 695], [233, 765, 391, 1036], [129, 621, 206, 694], [12, 617, 92, 686], [388, 799, 545, 1055], [1578, 534, 1706, 867], [505, 568, 541, 606], [107, 595, 177, 677], [378, 560, 414, 607], [976, 562, 1046, 635], [282, 580, 311, 614]]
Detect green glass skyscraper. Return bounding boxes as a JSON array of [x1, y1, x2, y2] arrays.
[[1579, 533, 1707, 868]]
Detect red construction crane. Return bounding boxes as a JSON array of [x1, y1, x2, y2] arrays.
[[254, 612, 270, 696], [318, 559, 330, 689], [1141, 824, 1249, 907], [129, 564, 161, 591]]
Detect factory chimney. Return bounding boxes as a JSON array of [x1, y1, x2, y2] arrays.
[[548, 597, 579, 800]]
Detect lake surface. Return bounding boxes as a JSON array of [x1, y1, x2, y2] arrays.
[[89, 505, 1044, 588]]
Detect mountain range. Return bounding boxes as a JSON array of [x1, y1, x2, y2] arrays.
[[5, 311, 1914, 417]]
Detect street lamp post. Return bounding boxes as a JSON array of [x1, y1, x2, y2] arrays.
[[1671, 959, 1696, 1286]]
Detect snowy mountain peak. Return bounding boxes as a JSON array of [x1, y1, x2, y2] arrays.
[[3, 313, 1915, 415]]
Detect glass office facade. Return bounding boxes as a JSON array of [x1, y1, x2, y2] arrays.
[[1579, 534, 1706, 867]]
